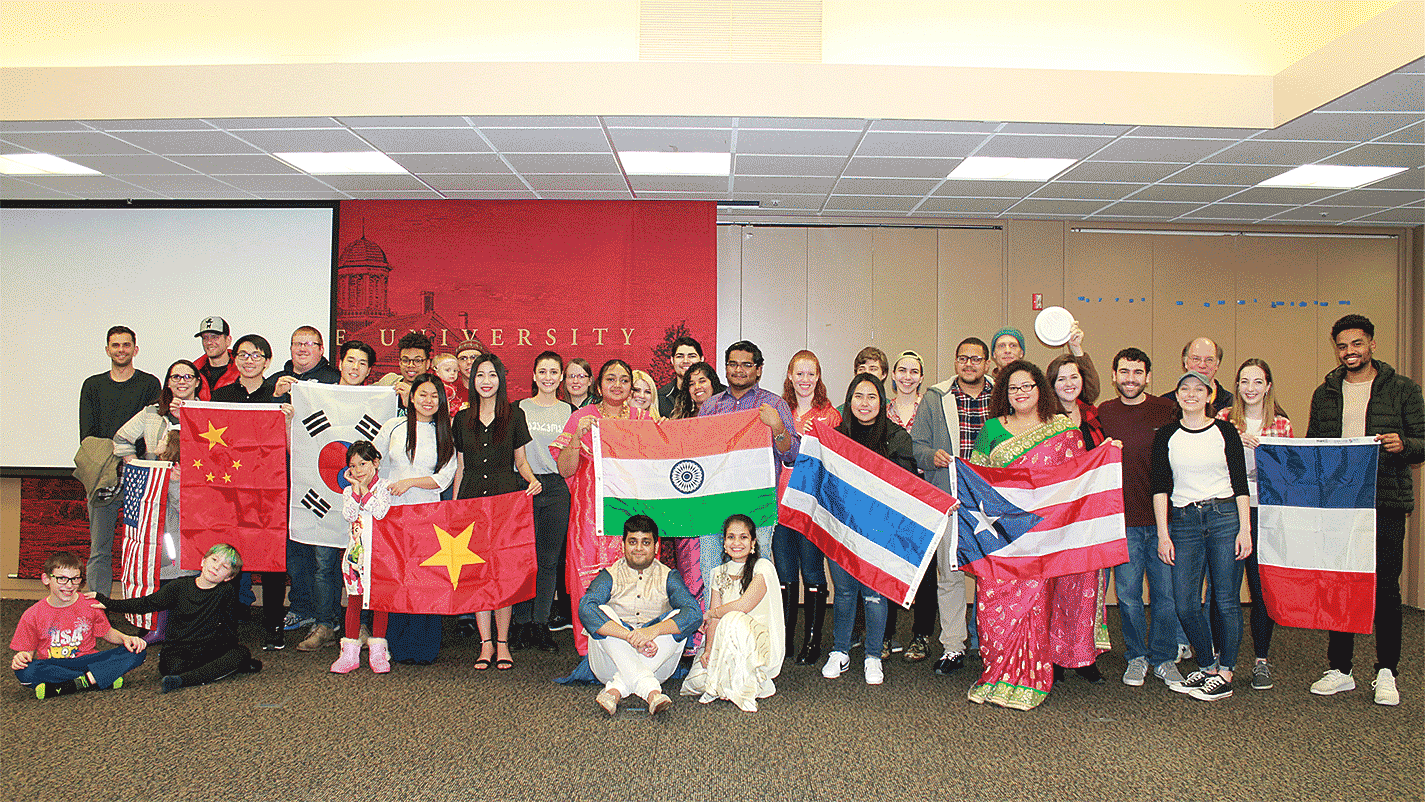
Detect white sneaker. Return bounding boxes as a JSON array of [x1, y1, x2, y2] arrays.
[[1310, 669, 1356, 696], [1176, 643, 1193, 662], [1373, 668, 1400, 706], [864, 657, 884, 685], [822, 651, 850, 679], [1122, 656, 1149, 687]]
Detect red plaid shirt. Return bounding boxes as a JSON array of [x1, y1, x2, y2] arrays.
[[951, 378, 994, 460]]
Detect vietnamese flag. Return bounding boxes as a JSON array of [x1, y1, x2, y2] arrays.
[[368, 494, 536, 615], [179, 402, 289, 572]]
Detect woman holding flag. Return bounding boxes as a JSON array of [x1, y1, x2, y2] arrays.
[[967, 359, 1103, 710]]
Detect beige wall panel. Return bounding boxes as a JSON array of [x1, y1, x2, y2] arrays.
[[936, 228, 1006, 386], [871, 227, 940, 389], [807, 228, 875, 401], [715, 224, 744, 352], [1065, 232, 1155, 396], [1006, 220, 1067, 369], [1150, 236, 1240, 389], [1315, 237, 1403, 377], [739, 227, 809, 390], [1230, 236, 1321, 424]]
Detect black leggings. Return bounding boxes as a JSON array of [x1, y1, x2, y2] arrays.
[[159, 642, 253, 687]]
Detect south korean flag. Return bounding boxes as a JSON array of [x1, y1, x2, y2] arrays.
[[289, 383, 399, 549]]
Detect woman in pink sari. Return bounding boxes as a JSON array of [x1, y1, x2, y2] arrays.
[[967, 359, 1108, 710], [552, 358, 652, 656]]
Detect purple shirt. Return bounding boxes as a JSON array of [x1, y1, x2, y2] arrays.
[[699, 384, 800, 472]]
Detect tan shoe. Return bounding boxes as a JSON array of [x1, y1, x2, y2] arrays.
[[297, 624, 337, 652], [646, 690, 672, 715], [596, 687, 621, 715]]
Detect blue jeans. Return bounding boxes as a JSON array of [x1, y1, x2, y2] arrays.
[[771, 523, 826, 586], [1114, 524, 1179, 666], [15, 647, 145, 689], [828, 560, 886, 657], [1168, 500, 1244, 672], [86, 492, 122, 599]]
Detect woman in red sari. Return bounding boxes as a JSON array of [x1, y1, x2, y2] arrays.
[[967, 359, 1107, 710]]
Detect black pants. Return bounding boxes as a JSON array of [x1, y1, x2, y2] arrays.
[[259, 572, 287, 631], [515, 474, 569, 625], [911, 559, 938, 637], [160, 642, 252, 687], [1328, 508, 1405, 674]]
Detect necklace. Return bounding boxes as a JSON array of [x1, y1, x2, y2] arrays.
[[598, 401, 629, 419]]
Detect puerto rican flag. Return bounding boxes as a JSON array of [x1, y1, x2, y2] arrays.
[[955, 446, 1127, 581], [1255, 437, 1377, 634], [120, 459, 172, 629], [779, 422, 958, 607]]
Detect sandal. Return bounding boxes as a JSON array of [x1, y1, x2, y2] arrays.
[[474, 638, 494, 670], [495, 639, 514, 671]]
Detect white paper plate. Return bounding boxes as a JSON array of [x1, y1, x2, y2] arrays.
[[1034, 306, 1074, 347]]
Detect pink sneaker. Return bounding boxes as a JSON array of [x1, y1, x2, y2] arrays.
[[367, 637, 391, 674], [329, 638, 361, 674]]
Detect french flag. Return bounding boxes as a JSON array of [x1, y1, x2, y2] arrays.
[[956, 446, 1127, 581], [1256, 436, 1377, 634], [779, 423, 958, 607]]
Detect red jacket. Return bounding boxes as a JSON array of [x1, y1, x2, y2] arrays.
[[194, 352, 240, 401]]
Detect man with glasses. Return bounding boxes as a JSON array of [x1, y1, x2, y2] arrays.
[[1161, 337, 1233, 415], [909, 337, 994, 675], [377, 332, 434, 411], [267, 325, 340, 403], [80, 325, 161, 598], [192, 316, 239, 400]]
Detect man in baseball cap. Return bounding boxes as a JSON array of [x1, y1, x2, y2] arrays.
[[193, 315, 238, 400]]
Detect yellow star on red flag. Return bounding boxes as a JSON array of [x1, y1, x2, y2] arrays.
[[419, 523, 485, 590], [198, 421, 229, 449]]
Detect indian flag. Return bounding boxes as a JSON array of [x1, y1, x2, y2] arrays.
[[594, 409, 776, 539]]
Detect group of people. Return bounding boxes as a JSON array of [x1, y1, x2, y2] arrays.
[[14, 312, 1419, 715]]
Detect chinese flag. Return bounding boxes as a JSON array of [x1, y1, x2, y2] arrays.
[[368, 494, 536, 615], [179, 402, 289, 572]]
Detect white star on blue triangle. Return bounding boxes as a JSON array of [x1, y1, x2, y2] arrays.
[[956, 465, 1043, 567]]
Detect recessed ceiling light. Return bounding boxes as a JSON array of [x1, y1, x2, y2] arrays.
[[947, 157, 1077, 182], [0, 153, 101, 175], [1258, 165, 1406, 189], [619, 151, 730, 176], [273, 151, 409, 174]]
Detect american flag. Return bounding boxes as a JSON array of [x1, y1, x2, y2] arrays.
[[120, 459, 173, 629]]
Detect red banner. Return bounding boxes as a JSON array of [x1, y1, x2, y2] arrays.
[[335, 200, 717, 393], [368, 494, 536, 615], [179, 402, 289, 572]]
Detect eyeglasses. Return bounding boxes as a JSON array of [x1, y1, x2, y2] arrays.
[[169, 374, 197, 381], [48, 575, 82, 586], [955, 355, 986, 365], [291, 340, 320, 349], [234, 352, 267, 362], [726, 361, 756, 370], [1006, 383, 1037, 394], [398, 357, 429, 366], [457, 354, 478, 364]]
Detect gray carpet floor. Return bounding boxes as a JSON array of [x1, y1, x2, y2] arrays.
[[1, 600, 1419, 802]]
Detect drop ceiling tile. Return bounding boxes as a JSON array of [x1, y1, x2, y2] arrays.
[[974, 134, 1113, 160], [733, 176, 837, 194], [55, 155, 194, 175], [843, 156, 958, 179], [1266, 206, 1386, 223], [0, 121, 95, 133], [607, 128, 732, 152], [1181, 203, 1296, 219], [869, 120, 999, 133], [1059, 161, 1189, 183], [467, 116, 600, 128], [914, 197, 1019, 215], [1028, 182, 1140, 201], [217, 174, 340, 192], [738, 118, 863, 130], [10, 175, 149, 193], [82, 119, 216, 131], [933, 180, 1037, 198], [1128, 126, 1264, 139], [1207, 139, 1352, 165], [730, 193, 824, 209], [632, 190, 729, 200], [62, 188, 167, 200], [529, 174, 634, 192], [736, 128, 863, 156], [1159, 164, 1287, 185], [1127, 184, 1241, 203], [538, 191, 636, 199], [338, 116, 472, 128], [0, 178, 76, 198], [343, 190, 446, 199], [1356, 166, 1424, 190], [823, 195, 920, 211], [627, 175, 728, 193], [481, 128, 609, 153], [1313, 188, 1425, 207], [1225, 186, 1346, 204], [116, 130, 268, 154], [1004, 198, 1109, 215], [356, 128, 492, 153], [1352, 207, 1425, 224], [604, 116, 736, 128], [1323, 143, 1424, 168], [1258, 112, 1421, 142], [853, 132, 984, 158], [1378, 122, 1423, 144], [208, 117, 342, 129], [441, 190, 540, 199], [167, 154, 302, 174], [316, 175, 431, 191], [124, 174, 246, 193], [419, 174, 530, 191], [392, 153, 509, 173], [0, 131, 150, 155], [998, 123, 1133, 136], [733, 155, 845, 176], [1320, 72, 1424, 113], [1092, 137, 1235, 162], [234, 129, 374, 153], [258, 190, 352, 199], [1091, 201, 1204, 218], [505, 153, 619, 173]]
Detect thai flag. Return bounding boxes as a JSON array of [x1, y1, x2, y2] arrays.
[[1255, 436, 1377, 634], [955, 446, 1127, 581], [779, 423, 958, 607], [120, 459, 172, 629]]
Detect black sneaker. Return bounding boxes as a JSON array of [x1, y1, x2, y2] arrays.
[[1189, 674, 1233, 701], [934, 651, 965, 675], [547, 611, 573, 632], [1172, 670, 1210, 695], [262, 628, 285, 651]]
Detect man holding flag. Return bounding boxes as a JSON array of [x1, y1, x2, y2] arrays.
[[1305, 315, 1423, 706]]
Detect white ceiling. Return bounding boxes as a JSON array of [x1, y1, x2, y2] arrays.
[[2, 58, 1421, 227]]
